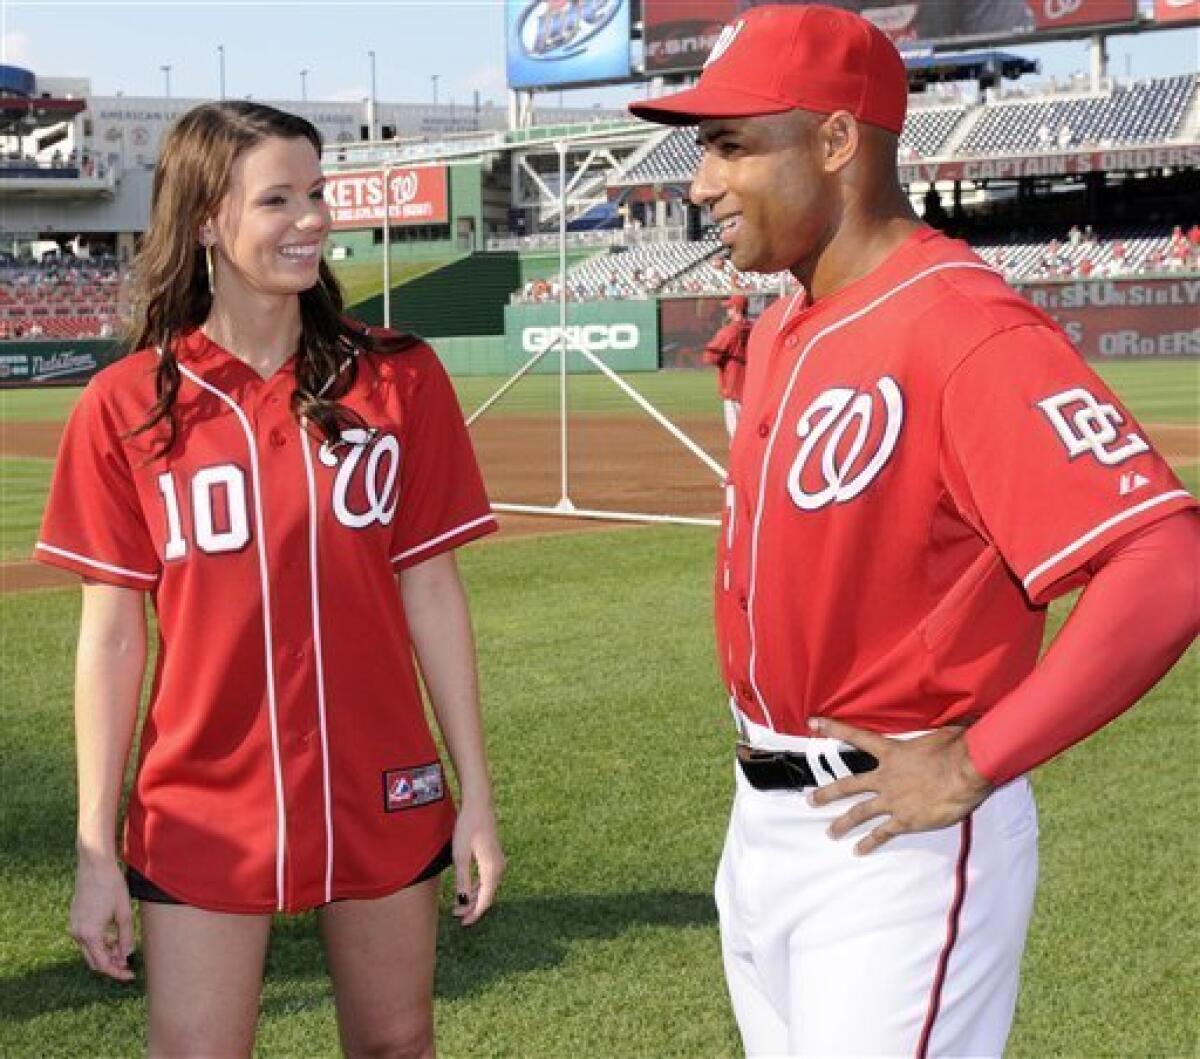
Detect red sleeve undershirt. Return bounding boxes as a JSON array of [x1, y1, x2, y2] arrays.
[[964, 509, 1200, 787]]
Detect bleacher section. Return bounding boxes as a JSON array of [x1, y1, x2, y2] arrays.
[[0, 261, 122, 339], [899, 107, 969, 158], [615, 75, 1198, 188], [972, 227, 1196, 280], [958, 75, 1197, 155], [516, 225, 1197, 305]]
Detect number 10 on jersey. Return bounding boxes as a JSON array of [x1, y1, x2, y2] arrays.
[[157, 465, 251, 559]]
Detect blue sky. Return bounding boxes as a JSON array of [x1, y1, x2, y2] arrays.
[[2, 0, 1196, 110]]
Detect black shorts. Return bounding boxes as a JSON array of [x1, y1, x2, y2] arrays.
[[126, 840, 454, 907]]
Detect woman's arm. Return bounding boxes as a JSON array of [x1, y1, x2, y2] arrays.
[[399, 552, 504, 927], [71, 580, 147, 980]]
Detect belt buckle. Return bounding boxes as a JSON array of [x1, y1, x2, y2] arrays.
[[735, 741, 782, 764]]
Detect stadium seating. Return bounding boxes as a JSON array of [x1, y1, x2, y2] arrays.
[[614, 75, 1197, 189], [958, 75, 1197, 155], [517, 224, 1196, 305], [0, 260, 123, 339]]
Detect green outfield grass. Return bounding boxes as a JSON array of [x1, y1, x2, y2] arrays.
[[332, 257, 456, 308], [1, 526, 1196, 1056], [0, 387, 83, 424], [3, 358, 1196, 425]]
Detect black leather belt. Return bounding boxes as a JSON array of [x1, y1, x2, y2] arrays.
[[736, 742, 878, 791]]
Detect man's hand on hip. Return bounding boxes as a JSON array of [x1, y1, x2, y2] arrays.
[[807, 718, 994, 855]]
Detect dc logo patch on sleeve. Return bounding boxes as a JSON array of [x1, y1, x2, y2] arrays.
[[1037, 387, 1149, 467], [383, 763, 445, 812]]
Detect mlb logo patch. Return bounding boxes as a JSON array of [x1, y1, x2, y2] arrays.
[[383, 763, 445, 812]]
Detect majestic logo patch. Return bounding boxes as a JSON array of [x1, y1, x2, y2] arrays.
[[786, 377, 904, 511], [319, 428, 401, 529], [1037, 388, 1149, 466], [383, 763, 445, 813]]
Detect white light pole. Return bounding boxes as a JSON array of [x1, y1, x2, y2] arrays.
[[160, 64, 172, 99], [382, 163, 392, 329], [431, 73, 440, 106], [218, 46, 226, 99], [300, 68, 308, 102], [368, 50, 377, 140]]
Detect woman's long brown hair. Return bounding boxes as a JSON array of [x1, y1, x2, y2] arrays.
[[125, 100, 409, 455]]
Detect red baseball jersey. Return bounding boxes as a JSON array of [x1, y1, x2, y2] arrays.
[[37, 328, 497, 913], [718, 227, 1194, 738], [704, 320, 751, 401]]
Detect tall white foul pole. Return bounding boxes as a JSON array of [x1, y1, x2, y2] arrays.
[[382, 164, 392, 329], [556, 141, 573, 511]]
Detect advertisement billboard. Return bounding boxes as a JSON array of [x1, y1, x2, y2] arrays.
[[1154, 0, 1200, 23], [323, 167, 449, 230], [643, 1, 1139, 73], [503, 300, 659, 372], [507, 0, 632, 89]]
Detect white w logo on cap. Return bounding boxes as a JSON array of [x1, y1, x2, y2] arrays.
[[704, 20, 745, 68]]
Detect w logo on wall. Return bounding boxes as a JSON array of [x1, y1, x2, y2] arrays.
[[786, 377, 904, 511]]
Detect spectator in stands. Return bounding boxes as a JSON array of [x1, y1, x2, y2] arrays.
[[603, 271, 622, 298], [1057, 125, 1074, 149], [1068, 225, 1082, 246], [702, 294, 752, 439], [1036, 123, 1052, 149], [1188, 223, 1200, 248]]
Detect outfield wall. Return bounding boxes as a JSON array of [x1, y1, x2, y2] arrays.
[[2, 277, 1195, 388]]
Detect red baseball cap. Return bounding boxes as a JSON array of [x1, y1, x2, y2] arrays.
[[629, 4, 907, 135]]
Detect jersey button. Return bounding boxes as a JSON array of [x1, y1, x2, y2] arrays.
[[738, 595, 748, 611], [738, 681, 754, 700], [785, 337, 798, 347], [757, 422, 769, 439], [269, 429, 287, 448]]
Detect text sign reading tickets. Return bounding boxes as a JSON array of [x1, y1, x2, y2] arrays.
[[507, 0, 632, 90], [323, 167, 448, 230], [642, 0, 1138, 72]]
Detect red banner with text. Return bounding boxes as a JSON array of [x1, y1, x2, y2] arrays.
[[324, 167, 449, 230]]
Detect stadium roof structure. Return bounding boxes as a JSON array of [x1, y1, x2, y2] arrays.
[[906, 50, 1039, 91], [0, 95, 86, 137]]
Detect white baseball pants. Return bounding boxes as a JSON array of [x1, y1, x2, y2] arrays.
[[724, 399, 741, 439], [715, 741, 1038, 1057]]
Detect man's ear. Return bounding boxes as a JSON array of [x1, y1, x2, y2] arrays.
[[819, 111, 860, 174]]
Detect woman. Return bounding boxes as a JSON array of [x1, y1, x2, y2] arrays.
[[35, 101, 504, 1057]]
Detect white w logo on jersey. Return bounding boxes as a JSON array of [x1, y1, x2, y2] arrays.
[[787, 377, 904, 511], [319, 428, 401, 529]]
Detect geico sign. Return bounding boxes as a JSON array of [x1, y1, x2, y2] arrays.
[[522, 324, 640, 353]]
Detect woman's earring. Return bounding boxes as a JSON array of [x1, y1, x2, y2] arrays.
[[204, 243, 216, 296]]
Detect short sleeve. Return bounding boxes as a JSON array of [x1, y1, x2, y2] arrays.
[[389, 350, 497, 569], [940, 324, 1195, 605], [35, 382, 161, 589]]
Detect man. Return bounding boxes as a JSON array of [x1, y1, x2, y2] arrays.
[[630, 6, 1198, 1055], [702, 293, 753, 437]]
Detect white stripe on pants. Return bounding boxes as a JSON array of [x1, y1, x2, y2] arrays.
[[715, 760, 1038, 1057]]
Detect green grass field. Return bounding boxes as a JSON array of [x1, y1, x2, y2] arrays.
[[1, 360, 1197, 1056]]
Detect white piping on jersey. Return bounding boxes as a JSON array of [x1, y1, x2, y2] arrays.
[[745, 262, 995, 729], [299, 424, 336, 905], [34, 541, 158, 583], [391, 513, 497, 566], [175, 361, 290, 912], [1023, 489, 1192, 593]]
